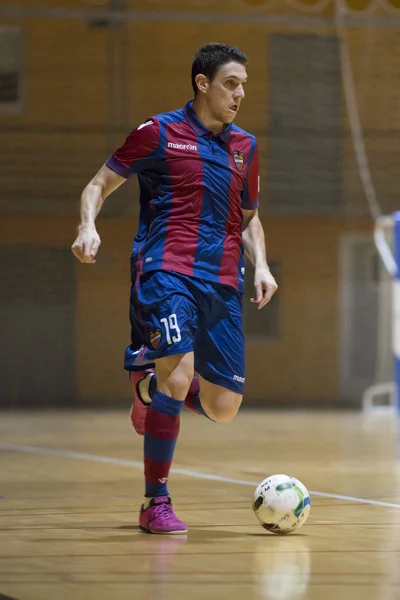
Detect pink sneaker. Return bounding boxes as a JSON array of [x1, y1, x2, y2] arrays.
[[139, 496, 187, 534], [129, 370, 154, 435]]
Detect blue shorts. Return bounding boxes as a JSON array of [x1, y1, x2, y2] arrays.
[[124, 270, 245, 394]]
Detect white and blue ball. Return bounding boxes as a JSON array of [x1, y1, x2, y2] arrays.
[[253, 474, 311, 534]]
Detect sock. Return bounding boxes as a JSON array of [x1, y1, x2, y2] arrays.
[[183, 378, 213, 420], [146, 375, 212, 420], [144, 390, 183, 498]]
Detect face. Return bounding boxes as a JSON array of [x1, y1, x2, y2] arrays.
[[197, 61, 248, 125]]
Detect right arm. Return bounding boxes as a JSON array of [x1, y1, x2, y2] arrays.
[[71, 118, 160, 264], [71, 164, 125, 264]]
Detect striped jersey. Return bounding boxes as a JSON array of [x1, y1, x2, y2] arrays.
[[106, 100, 259, 291]]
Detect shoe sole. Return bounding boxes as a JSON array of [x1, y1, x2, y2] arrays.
[[129, 372, 149, 436], [129, 403, 145, 436], [139, 525, 188, 535]]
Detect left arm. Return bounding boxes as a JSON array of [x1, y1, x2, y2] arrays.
[[242, 209, 278, 310], [240, 140, 278, 309]]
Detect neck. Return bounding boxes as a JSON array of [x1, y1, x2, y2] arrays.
[[192, 96, 225, 135]]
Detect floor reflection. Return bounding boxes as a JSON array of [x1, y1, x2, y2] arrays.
[[253, 536, 311, 600], [147, 533, 188, 592]]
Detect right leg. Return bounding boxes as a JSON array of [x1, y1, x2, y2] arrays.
[[140, 352, 194, 534], [129, 270, 198, 533]]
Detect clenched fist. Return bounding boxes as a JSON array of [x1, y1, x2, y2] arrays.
[[71, 225, 101, 264]]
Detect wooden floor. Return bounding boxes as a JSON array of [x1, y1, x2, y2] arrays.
[[1, 409, 400, 600]]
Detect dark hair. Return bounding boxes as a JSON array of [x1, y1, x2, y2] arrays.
[[191, 43, 248, 95]]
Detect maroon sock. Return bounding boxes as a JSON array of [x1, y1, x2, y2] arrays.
[[144, 390, 182, 497], [184, 377, 202, 414]]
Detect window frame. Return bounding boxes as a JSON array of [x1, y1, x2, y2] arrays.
[[0, 26, 25, 115]]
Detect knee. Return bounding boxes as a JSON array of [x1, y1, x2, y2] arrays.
[[204, 394, 243, 423], [156, 353, 194, 400], [164, 369, 193, 400]]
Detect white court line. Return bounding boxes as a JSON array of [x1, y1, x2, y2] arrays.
[[1, 441, 400, 510]]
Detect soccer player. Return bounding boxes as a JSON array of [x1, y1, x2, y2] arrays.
[[72, 43, 278, 534]]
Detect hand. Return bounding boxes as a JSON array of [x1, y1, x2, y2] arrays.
[[251, 266, 278, 310], [71, 225, 101, 264]]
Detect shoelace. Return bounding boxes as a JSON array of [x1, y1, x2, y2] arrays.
[[153, 502, 174, 521]]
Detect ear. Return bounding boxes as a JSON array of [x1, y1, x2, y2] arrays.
[[195, 73, 208, 94]]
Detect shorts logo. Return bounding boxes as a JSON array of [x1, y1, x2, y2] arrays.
[[158, 477, 168, 484], [233, 150, 245, 171], [233, 375, 245, 383], [149, 328, 162, 349]]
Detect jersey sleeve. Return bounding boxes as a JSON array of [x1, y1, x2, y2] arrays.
[[241, 140, 260, 210], [106, 118, 161, 178]]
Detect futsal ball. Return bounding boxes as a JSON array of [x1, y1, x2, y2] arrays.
[[253, 474, 311, 534]]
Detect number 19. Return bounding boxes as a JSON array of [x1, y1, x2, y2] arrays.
[[160, 314, 181, 345]]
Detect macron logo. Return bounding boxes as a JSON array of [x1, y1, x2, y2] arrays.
[[168, 142, 198, 151]]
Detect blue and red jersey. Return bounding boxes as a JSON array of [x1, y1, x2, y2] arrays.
[[106, 100, 259, 291]]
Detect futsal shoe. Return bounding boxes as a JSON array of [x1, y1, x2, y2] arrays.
[[139, 496, 187, 534], [129, 369, 155, 435]]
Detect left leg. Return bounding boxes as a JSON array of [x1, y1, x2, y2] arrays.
[[193, 282, 246, 422], [196, 376, 242, 423]]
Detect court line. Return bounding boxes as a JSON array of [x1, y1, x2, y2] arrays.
[[1, 442, 400, 510]]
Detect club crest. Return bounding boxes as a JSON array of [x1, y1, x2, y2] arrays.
[[149, 328, 162, 349], [233, 150, 245, 171]]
